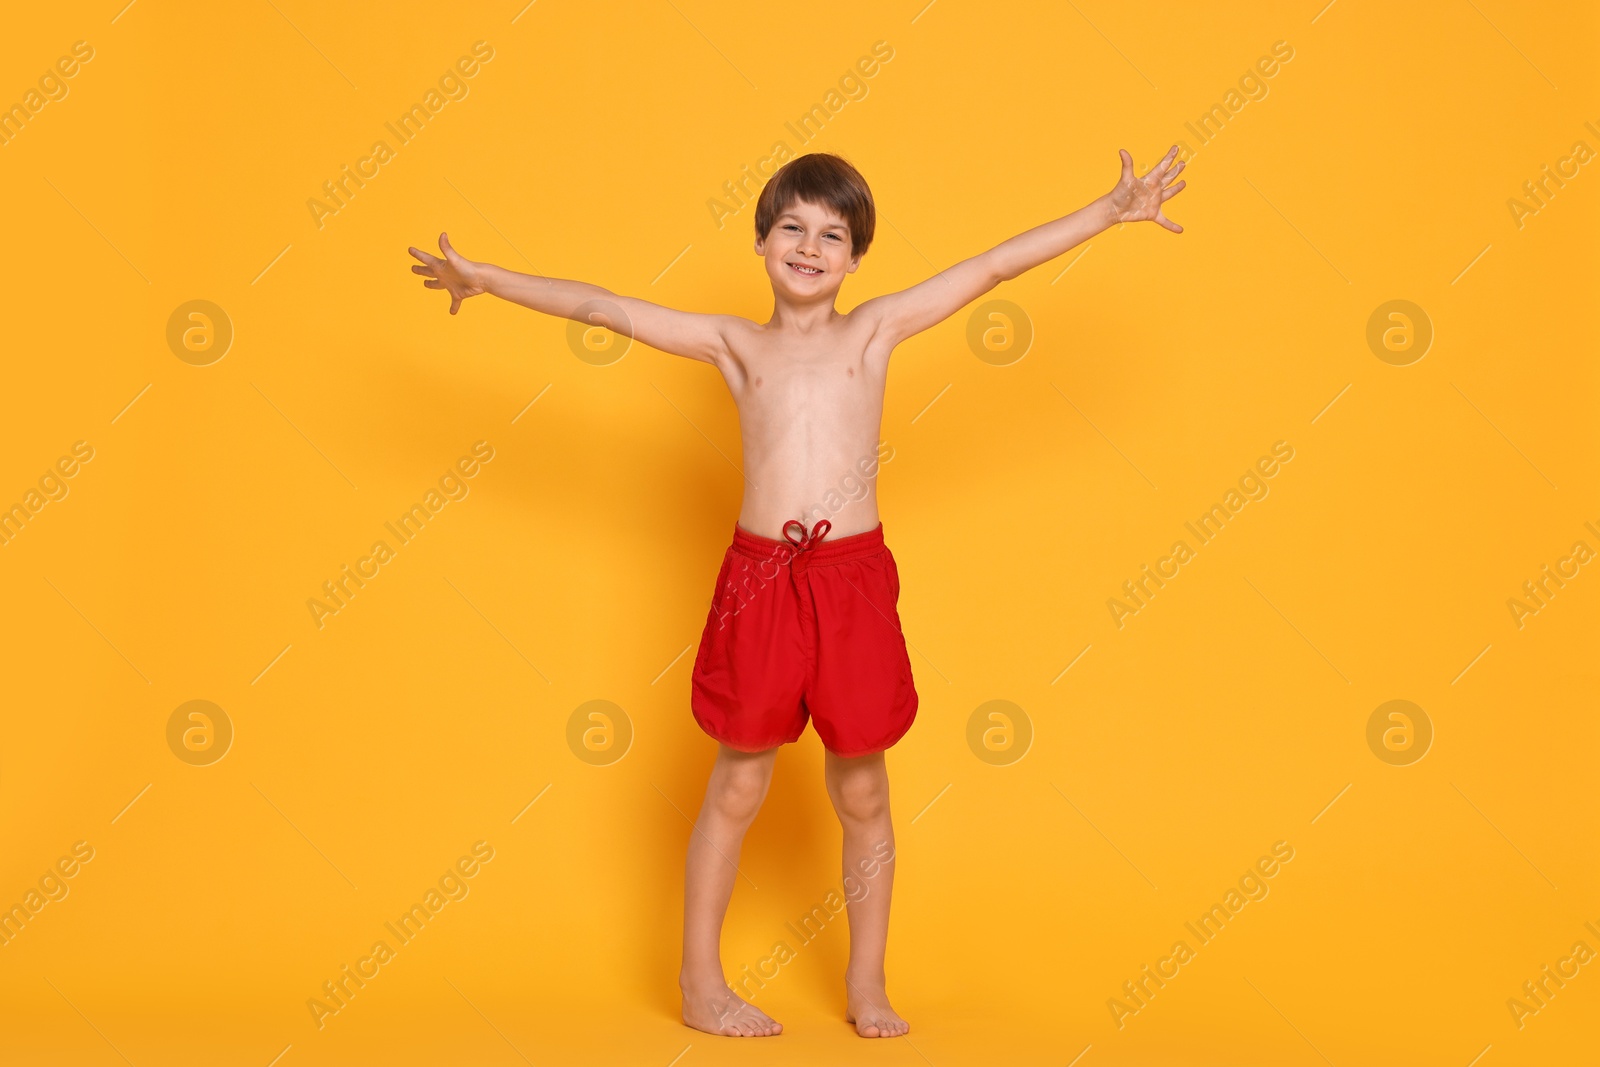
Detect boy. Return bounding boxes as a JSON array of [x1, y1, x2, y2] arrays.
[[408, 147, 1186, 1038]]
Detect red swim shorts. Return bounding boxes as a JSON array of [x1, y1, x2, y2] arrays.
[[691, 518, 918, 758]]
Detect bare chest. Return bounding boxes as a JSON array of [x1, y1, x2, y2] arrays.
[[722, 326, 885, 417]]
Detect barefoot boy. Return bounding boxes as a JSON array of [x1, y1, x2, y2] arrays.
[[409, 147, 1186, 1038]]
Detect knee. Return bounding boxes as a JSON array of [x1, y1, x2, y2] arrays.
[[832, 773, 888, 824], [711, 767, 768, 824]]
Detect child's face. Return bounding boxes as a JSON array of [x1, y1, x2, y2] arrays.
[[755, 198, 860, 300]]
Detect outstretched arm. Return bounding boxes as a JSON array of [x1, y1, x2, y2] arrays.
[[856, 146, 1187, 351], [407, 234, 737, 365]]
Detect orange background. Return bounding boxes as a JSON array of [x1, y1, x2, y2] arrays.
[[1, 1, 1596, 1064]]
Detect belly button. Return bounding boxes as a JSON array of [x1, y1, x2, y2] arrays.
[[847, 367, 854, 377], [755, 376, 763, 387]]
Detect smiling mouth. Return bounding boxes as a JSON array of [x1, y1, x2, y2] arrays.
[[786, 262, 823, 276]]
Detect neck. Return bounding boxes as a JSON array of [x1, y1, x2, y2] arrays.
[[765, 291, 841, 333]]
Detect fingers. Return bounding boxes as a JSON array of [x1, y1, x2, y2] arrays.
[[449, 294, 462, 314], [411, 263, 437, 277], [423, 279, 444, 289], [439, 231, 459, 259], [1143, 144, 1180, 181], [1161, 179, 1187, 200], [1156, 210, 1183, 234], [407, 245, 437, 264], [1119, 148, 1133, 182]]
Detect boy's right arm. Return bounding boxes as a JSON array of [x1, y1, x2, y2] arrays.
[[408, 233, 736, 366]]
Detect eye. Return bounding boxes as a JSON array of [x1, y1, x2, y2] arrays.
[[783, 224, 801, 232], [824, 232, 842, 241]]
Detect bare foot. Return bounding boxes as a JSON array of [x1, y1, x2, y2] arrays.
[[845, 976, 909, 1038], [680, 974, 783, 1037]]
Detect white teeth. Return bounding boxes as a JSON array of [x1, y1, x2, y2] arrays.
[[790, 264, 821, 274]]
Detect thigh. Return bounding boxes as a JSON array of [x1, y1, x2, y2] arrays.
[[805, 548, 918, 757], [691, 548, 811, 751]]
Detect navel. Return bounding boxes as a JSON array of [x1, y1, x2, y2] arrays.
[[847, 367, 854, 378], [754, 376, 763, 387]]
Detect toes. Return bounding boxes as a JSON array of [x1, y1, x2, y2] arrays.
[[735, 1009, 775, 1037], [854, 1014, 909, 1038]]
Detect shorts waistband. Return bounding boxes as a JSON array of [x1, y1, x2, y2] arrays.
[[730, 520, 886, 568]]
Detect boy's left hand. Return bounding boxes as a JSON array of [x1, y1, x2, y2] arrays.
[[1108, 146, 1186, 232]]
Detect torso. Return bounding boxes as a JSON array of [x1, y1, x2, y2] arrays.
[[716, 311, 893, 540]]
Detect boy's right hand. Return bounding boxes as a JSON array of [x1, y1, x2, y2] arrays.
[[408, 232, 486, 315]]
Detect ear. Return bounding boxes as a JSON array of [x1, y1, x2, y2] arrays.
[[754, 236, 766, 256], [846, 253, 862, 274]]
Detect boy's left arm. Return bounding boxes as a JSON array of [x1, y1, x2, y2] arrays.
[[857, 146, 1187, 352]]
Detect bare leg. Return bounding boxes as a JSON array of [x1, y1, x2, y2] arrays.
[[824, 750, 909, 1038], [679, 743, 783, 1037]]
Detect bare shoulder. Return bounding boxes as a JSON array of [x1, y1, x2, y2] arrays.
[[716, 313, 764, 344]]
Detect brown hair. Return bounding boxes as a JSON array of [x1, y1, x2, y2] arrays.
[[754, 152, 876, 257]]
